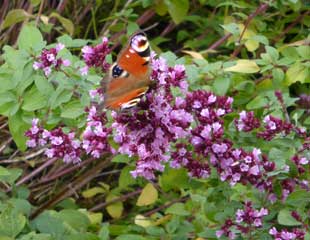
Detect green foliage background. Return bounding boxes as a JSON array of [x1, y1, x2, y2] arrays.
[[0, 0, 309, 239]]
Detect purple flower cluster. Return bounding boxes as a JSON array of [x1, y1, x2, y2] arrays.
[[25, 118, 47, 147], [89, 88, 105, 103], [184, 90, 277, 188], [257, 115, 293, 141], [216, 201, 268, 239], [82, 106, 113, 158], [291, 154, 309, 174], [44, 129, 81, 164], [151, 53, 188, 92], [235, 202, 268, 229], [269, 227, 305, 240], [235, 110, 260, 132], [171, 143, 210, 178], [111, 54, 193, 179], [81, 37, 110, 75], [216, 219, 235, 239], [33, 43, 70, 76], [25, 119, 82, 164]]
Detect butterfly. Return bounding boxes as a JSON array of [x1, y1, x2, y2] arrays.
[[102, 31, 151, 110]]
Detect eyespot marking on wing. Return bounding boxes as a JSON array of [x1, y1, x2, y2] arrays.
[[131, 33, 149, 53], [111, 64, 129, 78]]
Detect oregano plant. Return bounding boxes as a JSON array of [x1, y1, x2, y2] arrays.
[[0, 1, 309, 240]]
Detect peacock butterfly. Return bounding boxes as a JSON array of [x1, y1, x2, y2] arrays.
[[102, 32, 151, 110]]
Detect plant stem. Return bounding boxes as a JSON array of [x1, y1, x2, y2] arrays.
[[30, 157, 111, 219], [14, 157, 58, 188], [90, 188, 142, 212]]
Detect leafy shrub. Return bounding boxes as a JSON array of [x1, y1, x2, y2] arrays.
[[0, 1, 309, 240]]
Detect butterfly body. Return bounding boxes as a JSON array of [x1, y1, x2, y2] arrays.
[[103, 32, 151, 110]]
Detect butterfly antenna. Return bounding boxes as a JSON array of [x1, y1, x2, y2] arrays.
[[142, 22, 159, 33]]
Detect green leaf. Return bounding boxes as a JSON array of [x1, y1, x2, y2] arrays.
[[136, 183, 158, 206], [111, 154, 130, 163], [285, 63, 309, 85], [0, 92, 16, 106], [0, 102, 19, 116], [8, 112, 29, 151], [30, 0, 41, 6], [224, 60, 260, 73], [118, 166, 136, 189], [106, 194, 123, 219], [127, 22, 139, 36], [115, 235, 146, 240], [0, 206, 26, 238], [0, 168, 23, 185], [246, 95, 268, 110], [98, 223, 109, 240], [155, 0, 168, 16], [0, 9, 32, 30], [60, 100, 84, 119], [50, 88, 73, 109], [7, 198, 31, 216], [221, 23, 240, 36], [165, 203, 190, 216], [63, 233, 99, 240], [0, 166, 10, 178], [278, 209, 302, 226], [18, 232, 53, 240], [159, 168, 190, 191], [17, 24, 45, 52], [16, 63, 35, 96], [2, 46, 29, 70], [164, 0, 189, 24], [82, 187, 106, 198], [35, 75, 54, 96], [286, 190, 310, 207], [32, 211, 74, 240], [22, 86, 47, 111], [268, 148, 287, 169], [0, 71, 15, 93], [272, 68, 284, 85], [50, 12, 74, 35], [245, 39, 259, 52], [213, 76, 231, 96], [58, 209, 90, 232], [265, 46, 279, 62], [0, 236, 14, 240], [134, 215, 152, 228], [296, 45, 310, 60]]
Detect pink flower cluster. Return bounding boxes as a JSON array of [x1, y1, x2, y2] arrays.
[[81, 37, 110, 75], [111, 54, 194, 179], [235, 110, 260, 132], [33, 43, 70, 76], [25, 118, 47, 147], [25, 119, 81, 164], [216, 202, 268, 239], [82, 106, 113, 158], [171, 143, 210, 178], [186, 90, 278, 188], [216, 201, 268, 239], [269, 227, 305, 240], [258, 115, 293, 140], [235, 202, 268, 229], [44, 129, 81, 164], [290, 137, 310, 176], [291, 154, 309, 174]]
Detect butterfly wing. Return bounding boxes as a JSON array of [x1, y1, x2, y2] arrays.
[[104, 32, 151, 110]]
